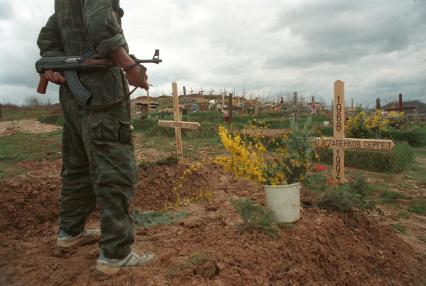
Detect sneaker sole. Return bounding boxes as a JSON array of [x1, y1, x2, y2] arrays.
[[95, 264, 122, 276], [95, 258, 154, 276]]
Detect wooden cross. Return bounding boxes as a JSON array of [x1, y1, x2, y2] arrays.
[[314, 81, 395, 183], [158, 82, 200, 162], [228, 93, 233, 121]]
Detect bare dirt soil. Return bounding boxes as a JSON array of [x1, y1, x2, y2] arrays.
[[0, 161, 425, 286], [0, 120, 61, 137]]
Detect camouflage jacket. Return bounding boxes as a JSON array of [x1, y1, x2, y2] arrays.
[[37, 0, 129, 105]]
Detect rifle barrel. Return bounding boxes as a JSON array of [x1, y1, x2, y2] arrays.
[[136, 59, 162, 64]]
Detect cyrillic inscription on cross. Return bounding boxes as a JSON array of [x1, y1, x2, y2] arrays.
[[158, 82, 200, 162], [314, 81, 395, 183]]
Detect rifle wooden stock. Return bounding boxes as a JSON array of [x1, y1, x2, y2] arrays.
[[37, 74, 48, 94]]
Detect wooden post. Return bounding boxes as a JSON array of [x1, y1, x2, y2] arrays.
[[0, 104, 3, 121], [333, 81, 345, 182], [228, 93, 233, 121], [146, 90, 150, 115], [158, 82, 200, 162], [315, 81, 395, 183], [173, 83, 183, 160], [376, 98, 381, 110]]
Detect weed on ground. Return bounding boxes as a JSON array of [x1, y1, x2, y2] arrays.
[[133, 210, 189, 228], [380, 190, 405, 204], [391, 223, 408, 235], [231, 198, 280, 238], [319, 177, 376, 212], [408, 200, 426, 216], [168, 251, 210, 277], [396, 210, 411, 220]]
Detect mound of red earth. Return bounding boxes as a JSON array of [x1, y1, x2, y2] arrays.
[[0, 161, 425, 285]]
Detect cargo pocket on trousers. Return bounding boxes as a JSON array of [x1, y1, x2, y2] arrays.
[[89, 119, 119, 142], [119, 121, 132, 144]]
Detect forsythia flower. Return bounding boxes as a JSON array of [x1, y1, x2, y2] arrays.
[[216, 126, 266, 184], [347, 109, 389, 138], [365, 110, 389, 131]]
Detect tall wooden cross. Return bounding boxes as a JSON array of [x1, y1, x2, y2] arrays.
[[228, 93, 233, 121], [158, 82, 201, 162], [314, 81, 395, 183]]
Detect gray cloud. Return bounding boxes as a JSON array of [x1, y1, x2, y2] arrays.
[[0, 0, 13, 19], [0, 0, 425, 106], [265, 0, 426, 68]]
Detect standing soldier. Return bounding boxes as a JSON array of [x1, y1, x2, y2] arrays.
[[37, 0, 154, 275]]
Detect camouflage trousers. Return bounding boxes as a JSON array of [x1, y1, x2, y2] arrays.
[[59, 86, 138, 259]]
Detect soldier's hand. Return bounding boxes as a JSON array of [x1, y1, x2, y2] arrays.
[[126, 65, 149, 90], [44, 70, 66, 85]]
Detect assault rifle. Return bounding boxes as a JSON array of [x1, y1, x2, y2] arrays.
[[35, 49, 162, 105]]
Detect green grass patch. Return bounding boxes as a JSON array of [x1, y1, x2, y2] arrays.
[[0, 130, 62, 179], [133, 210, 189, 228], [396, 209, 411, 219], [369, 182, 388, 193], [380, 190, 405, 204], [383, 129, 426, 147], [303, 173, 328, 192], [1, 108, 49, 121], [391, 223, 407, 235], [407, 200, 426, 216], [168, 252, 209, 277], [319, 177, 376, 212], [231, 198, 280, 238], [132, 112, 328, 140], [38, 114, 65, 126], [135, 134, 224, 160]]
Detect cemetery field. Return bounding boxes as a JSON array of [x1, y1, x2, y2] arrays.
[[0, 113, 426, 285]]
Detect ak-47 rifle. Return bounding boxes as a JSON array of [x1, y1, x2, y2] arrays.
[[35, 49, 162, 105]]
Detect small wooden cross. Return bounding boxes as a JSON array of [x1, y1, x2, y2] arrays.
[[314, 80, 395, 183], [158, 82, 201, 162]]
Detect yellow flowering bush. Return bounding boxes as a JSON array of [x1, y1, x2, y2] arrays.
[[347, 109, 389, 139], [216, 118, 316, 186], [388, 111, 405, 119], [164, 162, 213, 210], [216, 126, 267, 184], [365, 110, 389, 132], [387, 111, 405, 127]]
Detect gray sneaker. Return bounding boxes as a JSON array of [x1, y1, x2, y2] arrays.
[[96, 249, 155, 275], [56, 229, 101, 248]]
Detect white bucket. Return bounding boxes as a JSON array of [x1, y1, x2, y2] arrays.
[[264, 183, 301, 223]]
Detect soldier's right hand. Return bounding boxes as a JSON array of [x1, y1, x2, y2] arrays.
[[125, 65, 149, 90], [44, 70, 66, 85]]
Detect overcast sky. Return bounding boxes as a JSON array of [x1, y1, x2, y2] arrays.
[[0, 0, 425, 106]]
